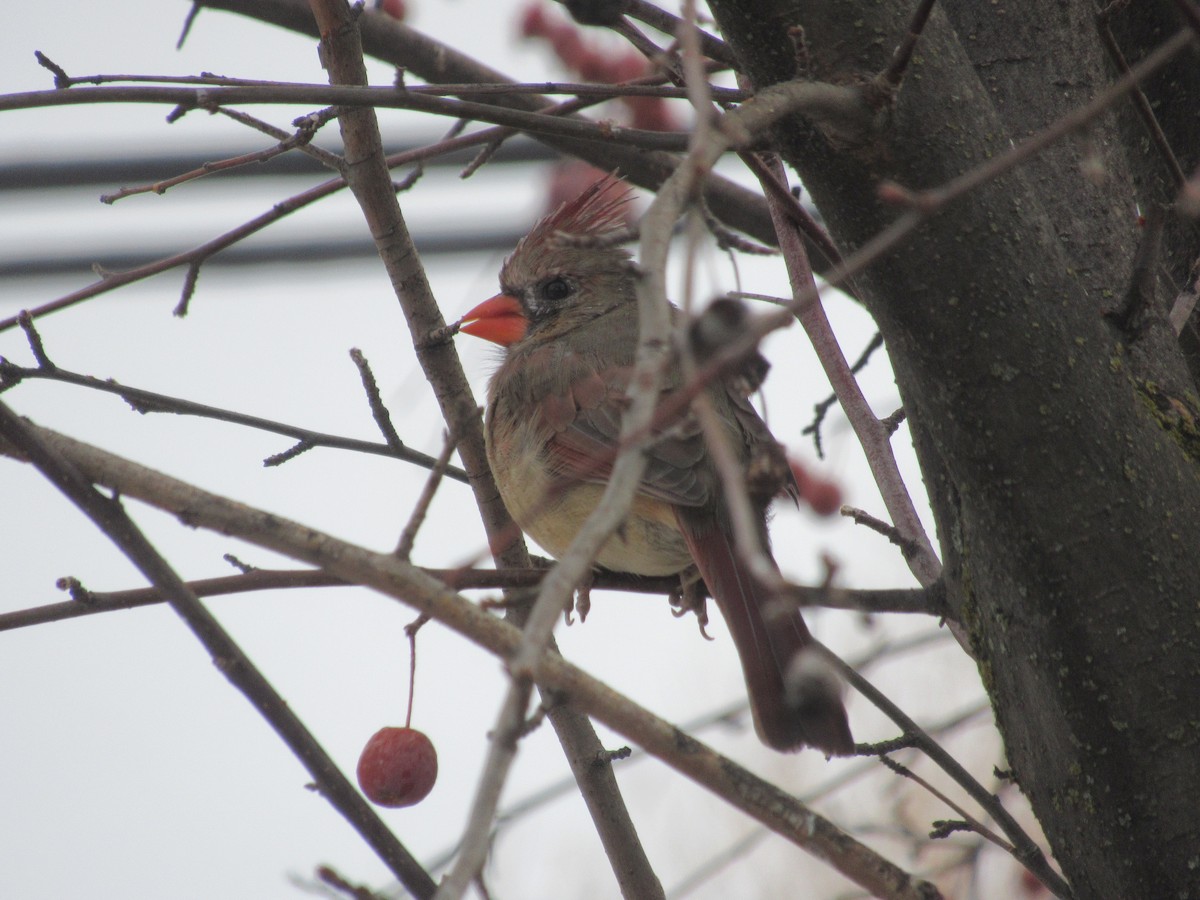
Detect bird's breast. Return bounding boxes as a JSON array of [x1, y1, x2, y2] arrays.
[[485, 400, 692, 577]]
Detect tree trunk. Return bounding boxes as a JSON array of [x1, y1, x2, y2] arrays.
[[708, 1, 1200, 896]]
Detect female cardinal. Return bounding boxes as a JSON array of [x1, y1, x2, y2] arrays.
[[459, 175, 853, 755]]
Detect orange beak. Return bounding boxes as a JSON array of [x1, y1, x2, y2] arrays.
[[458, 293, 529, 346]]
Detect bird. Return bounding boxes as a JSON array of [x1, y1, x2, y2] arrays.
[[458, 175, 853, 755]]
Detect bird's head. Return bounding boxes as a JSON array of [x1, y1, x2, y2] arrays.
[[459, 174, 635, 347]]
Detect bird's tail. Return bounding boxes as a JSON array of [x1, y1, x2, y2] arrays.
[[678, 517, 853, 755]]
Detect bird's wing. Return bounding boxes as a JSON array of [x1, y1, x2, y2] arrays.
[[723, 375, 802, 507], [535, 360, 712, 509]]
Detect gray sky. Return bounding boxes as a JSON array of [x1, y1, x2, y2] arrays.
[[0, 4, 1001, 898]]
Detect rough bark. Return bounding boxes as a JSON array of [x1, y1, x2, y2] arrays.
[[707, 1, 1200, 897]]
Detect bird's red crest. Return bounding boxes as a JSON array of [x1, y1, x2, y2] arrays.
[[516, 173, 632, 255]]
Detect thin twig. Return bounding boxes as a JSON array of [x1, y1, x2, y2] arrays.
[[802, 331, 885, 458], [1169, 270, 1200, 335], [612, 17, 685, 84], [841, 504, 924, 559], [880, 407, 907, 436], [315, 864, 388, 900], [1096, 6, 1186, 188], [348, 348, 404, 453], [755, 155, 942, 588], [0, 567, 943, 634], [699, 200, 777, 255], [219, 105, 343, 168], [0, 357, 468, 480], [99, 107, 340, 203], [881, 0, 939, 87], [828, 647, 1072, 898], [621, 0, 737, 66], [1, 83, 696, 153], [878, 755, 1015, 853], [735, 150, 850, 290], [174, 263, 202, 317], [41, 69, 748, 101], [0, 172, 345, 331], [0, 77, 691, 333], [16, 311, 55, 369], [176, 3, 202, 50], [33, 51, 70, 88], [395, 430, 457, 559]]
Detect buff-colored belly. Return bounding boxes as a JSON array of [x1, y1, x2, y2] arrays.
[[493, 439, 692, 575], [524, 483, 693, 576]]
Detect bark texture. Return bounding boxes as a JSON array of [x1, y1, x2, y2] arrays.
[[707, 1, 1200, 897]]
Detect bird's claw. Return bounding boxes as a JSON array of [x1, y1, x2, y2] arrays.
[[567, 570, 595, 625], [670, 572, 712, 640]]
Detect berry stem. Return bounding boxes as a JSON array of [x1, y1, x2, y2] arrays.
[[405, 624, 418, 729]]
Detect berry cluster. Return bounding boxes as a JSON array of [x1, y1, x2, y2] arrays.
[[520, 2, 677, 131]]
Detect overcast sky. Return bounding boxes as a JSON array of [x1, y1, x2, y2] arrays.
[[0, 4, 1014, 899]]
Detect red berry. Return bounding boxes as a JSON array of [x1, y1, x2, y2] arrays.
[[520, 3, 550, 38], [549, 24, 586, 66], [788, 459, 813, 490], [804, 479, 843, 517], [609, 53, 647, 84], [788, 459, 843, 517], [629, 98, 677, 131], [379, 0, 406, 20], [356, 727, 438, 808]]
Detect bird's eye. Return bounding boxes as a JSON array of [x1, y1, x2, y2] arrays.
[[540, 277, 572, 303]]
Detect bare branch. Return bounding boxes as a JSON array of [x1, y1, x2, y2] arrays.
[[875, 26, 1196, 218], [395, 430, 457, 559], [830, 649, 1072, 898], [194, 0, 849, 254], [33, 50, 70, 88], [621, 0, 737, 66], [16, 311, 55, 369], [437, 670, 536, 900], [1, 172, 344, 331], [0, 82, 694, 152], [800, 331, 884, 458], [0, 567, 943, 635], [0, 356, 468, 480], [754, 156, 942, 588], [0, 114, 593, 333], [98, 106, 341, 203], [348, 348, 405, 453], [1169, 269, 1200, 335], [0, 418, 940, 900], [877, 755, 1015, 855], [0, 400, 437, 898], [880, 0, 938, 88], [40, 69, 748, 102], [1095, 7, 1186, 188], [305, 4, 661, 897]]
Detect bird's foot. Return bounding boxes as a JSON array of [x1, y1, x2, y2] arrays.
[[670, 570, 712, 640], [567, 569, 595, 625]]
